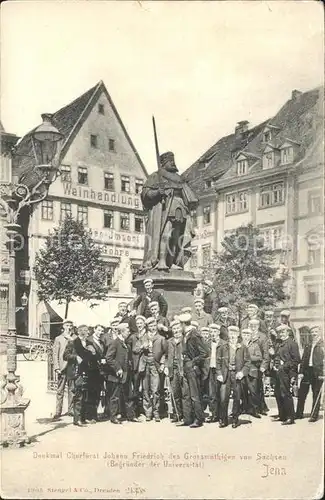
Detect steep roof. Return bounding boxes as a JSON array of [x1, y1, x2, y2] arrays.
[[13, 81, 148, 187], [183, 86, 323, 195], [182, 119, 268, 195], [219, 87, 323, 182]]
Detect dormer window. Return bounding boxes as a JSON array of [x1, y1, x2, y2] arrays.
[[281, 146, 293, 165], [237, 159, 248, 176], [263, 151, 274, 169], [263, 130, 272, 143], [205, 179, 213, 189]]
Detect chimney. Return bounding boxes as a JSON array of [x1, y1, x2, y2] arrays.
[[235, 120, 249, 138], [291, 89, 302, 101]]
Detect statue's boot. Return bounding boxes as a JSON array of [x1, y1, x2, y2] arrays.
[[157, 260, 169, 271]]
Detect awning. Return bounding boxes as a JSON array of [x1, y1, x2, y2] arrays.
[[49, 299, 111, 327]]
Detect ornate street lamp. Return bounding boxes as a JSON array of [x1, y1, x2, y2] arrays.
[[0, 113, 63, 447]]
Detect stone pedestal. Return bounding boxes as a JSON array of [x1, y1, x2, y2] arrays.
[[132, 269, 199, 319], [0, 399, 31, 447]]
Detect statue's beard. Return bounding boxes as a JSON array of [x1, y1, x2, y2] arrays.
[[164, 164, 178, 173]]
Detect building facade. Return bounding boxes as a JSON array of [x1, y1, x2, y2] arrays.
[[14, 81, 147, 336], [183, 87, 324, 333]]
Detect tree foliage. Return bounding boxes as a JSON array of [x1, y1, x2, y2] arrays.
[[34, 215, 108, 318], [203, 223, 289, 325]]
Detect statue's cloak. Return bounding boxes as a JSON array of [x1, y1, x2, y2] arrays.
[[141, 169, 198, 270]]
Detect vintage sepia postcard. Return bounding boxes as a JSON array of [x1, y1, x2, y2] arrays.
[[0, 1, 324, 499]]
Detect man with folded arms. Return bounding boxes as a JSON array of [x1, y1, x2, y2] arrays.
[[216, 325, 250, 429]]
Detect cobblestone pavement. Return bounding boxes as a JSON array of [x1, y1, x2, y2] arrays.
[[1, 357, 324, 500]]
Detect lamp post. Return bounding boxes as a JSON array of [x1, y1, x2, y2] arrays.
[[0, 113, 63, 447]]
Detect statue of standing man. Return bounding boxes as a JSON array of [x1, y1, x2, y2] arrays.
[[140, 151, 198, 272]]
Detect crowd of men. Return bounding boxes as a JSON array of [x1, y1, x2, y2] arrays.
[[52, 278, 324, 429]]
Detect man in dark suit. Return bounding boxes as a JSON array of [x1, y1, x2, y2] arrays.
[[166, 319, 185, 422], [63, 328, 96, 426], [141, 317, 167, 422], [179, 312, 209, 428], [131, 278, 168, 318], [272, 324, 301, 425], [105, 323, 137, 424], [296, 325, 324, 422], [100, 319, 120, 419], [52, 320, 75, 420], [202, 280, 218, 320], [216, 325, 250, 429], [200, 326, 211, 411], [85, 324, 105, 422], [241, 327, 263, 418]]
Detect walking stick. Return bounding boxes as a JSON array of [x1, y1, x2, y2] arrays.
[[166, 375, 180, 422], [310, 380, 324, 420]]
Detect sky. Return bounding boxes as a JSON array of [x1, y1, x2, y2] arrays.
[[1, 1, 324, 174]]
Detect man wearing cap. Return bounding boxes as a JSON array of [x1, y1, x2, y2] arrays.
[[52, 320, 75, 420], [132, 278, 168, 318], [242, 304, 267, 333], [264, 310, 277, 338], [140, 151, 198, 272], [279, 310, 296, 340], [216, 325, 250, 428], [166, 319, 186, 422], [63, 325, 97, 426], [179, 312, 209, 428], [202, 280, 218, 320], [192, 298, 213, 333], [101, 320, 120, 419], [140, 317, 167, 422], [242, 327, 264, 418], [200, 326, 211, 409], [272, 324, 301, 425], [105, 323, 137, 424], [84, 324, 105, 422], [296, 325, 324, 422], [207, 324, 224, 423], [114, 302, 137, 334], [216, 307, 233, 341], [248, 319, 270, 414], [148, 301, 170, 339], [128, 315, 148, 416]]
